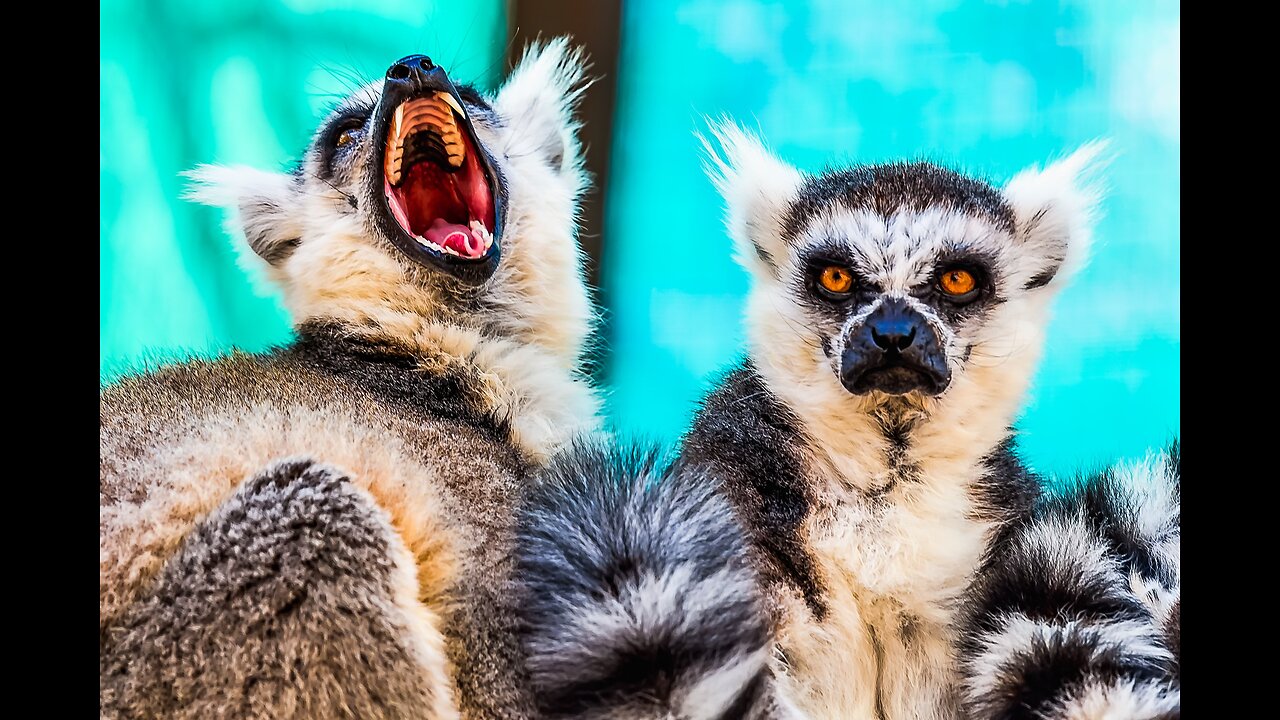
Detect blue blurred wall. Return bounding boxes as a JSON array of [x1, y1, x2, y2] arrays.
[[601, 0, 1179, 474]]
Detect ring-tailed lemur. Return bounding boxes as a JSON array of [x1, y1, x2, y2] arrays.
[[662, 122, 1179, 719], [102, 41, 609, 719]]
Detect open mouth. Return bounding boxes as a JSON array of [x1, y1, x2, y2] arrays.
[[381, 92, 496, 261]]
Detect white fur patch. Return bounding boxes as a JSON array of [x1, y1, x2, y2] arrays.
[[700, 119, 804, 279], [964, 613, 1172, 706], [1112, 451, 1180, 551], [550, 565, 758, 661], [1015, 513, 1119, 583], [495, 38, 591, 186], [1053, 677, 1179, 720], [184, 164, 304, 285], [1113, 450, 1181, 619], [681, 648, 769, 720], [1002, 141, 1109, 288]]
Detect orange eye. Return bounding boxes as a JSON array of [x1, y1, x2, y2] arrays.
[[336, 129, 357, 147], [818, 266, 854, 295], [939, 268, 977, 296]]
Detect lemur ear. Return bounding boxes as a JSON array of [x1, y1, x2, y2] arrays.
[[700, 120, 804, 281], [1002, 141, 1109, 291], [494, 38, 590, 184], [185, 165, 305, 269]]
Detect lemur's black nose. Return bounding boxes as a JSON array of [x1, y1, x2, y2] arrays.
[[840, 297, 950, 396], [869, 302, 918, 352], [387, 55, 438, 84]]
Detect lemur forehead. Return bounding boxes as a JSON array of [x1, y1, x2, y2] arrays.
[[784, 162, 1015, 240]]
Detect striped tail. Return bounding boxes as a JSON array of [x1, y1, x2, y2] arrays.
[[959, 443, 1180, 719], [514, 443, 793, 719]]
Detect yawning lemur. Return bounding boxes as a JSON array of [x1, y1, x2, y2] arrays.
[[101, 41, 620, 719], [672, 124, 1179, 719]]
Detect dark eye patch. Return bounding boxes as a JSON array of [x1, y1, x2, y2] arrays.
[[316, 105, 373, 180], [797, 244, 878, 310], [928, 251, 995, 289], [919, 252, 1001, 319]]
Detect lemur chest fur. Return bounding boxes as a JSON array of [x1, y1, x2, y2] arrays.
[[775, 454, 992, 720]]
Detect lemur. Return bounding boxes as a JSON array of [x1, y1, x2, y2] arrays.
[[102, 41, 642, 719], [647, 123, 1181, 719]]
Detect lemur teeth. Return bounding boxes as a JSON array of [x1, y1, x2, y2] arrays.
[[412, 232, 476, 257], [470, 221, 493, 250], [385, 92, 466, 185], [439, 92, 466, 119]]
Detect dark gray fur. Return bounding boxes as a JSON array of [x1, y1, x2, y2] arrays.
[[678, 363, 828, 620], [101, 459, 442, 719]]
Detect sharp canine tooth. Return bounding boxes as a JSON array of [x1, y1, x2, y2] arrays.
[[438, 92, 466, 118]]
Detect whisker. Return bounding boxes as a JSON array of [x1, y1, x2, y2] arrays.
[[766, 295, 821, 352], [310, 172, 357, 208]]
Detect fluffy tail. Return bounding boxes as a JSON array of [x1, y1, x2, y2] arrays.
[[515, 443, 788, 719], [958, 443, 1180, 719], [101, 458, 457, 719]]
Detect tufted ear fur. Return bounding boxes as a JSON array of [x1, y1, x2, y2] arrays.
[[1002, 141, 1109, 292], [494, 38, 591, 189], [699, 119, 804, 281], [185, 165, 305, 271]]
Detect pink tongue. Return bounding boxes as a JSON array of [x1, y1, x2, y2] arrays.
[[424, 218, 483, 258]]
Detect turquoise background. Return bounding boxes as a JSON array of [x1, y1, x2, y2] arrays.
[[602, 0, 1179, 473], [100, 0, 1179, 475]]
